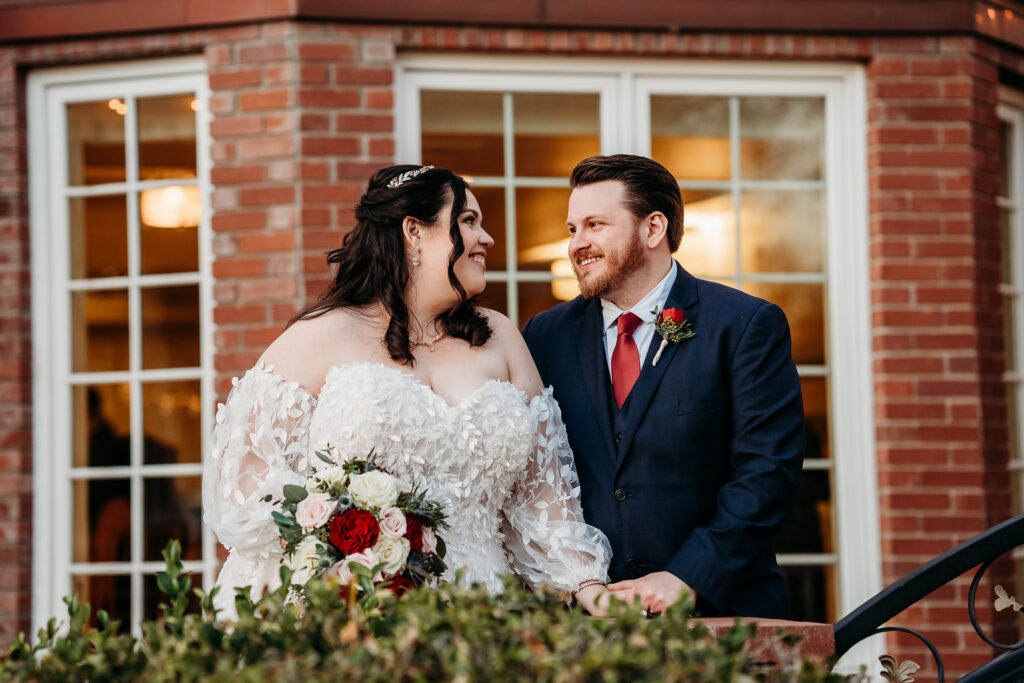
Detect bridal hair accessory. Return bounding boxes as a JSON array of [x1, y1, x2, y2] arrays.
[[269, 446, 448, 602], [411, 244, 421, 267], [651, 306, 695, 367], [388, 165, 435, 189]]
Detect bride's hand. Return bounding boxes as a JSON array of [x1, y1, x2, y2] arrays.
[[574, 584, 613, 617]]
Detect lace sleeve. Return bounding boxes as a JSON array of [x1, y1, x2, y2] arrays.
[[202, 363, 315, 556], [500, 388, 612, 593]]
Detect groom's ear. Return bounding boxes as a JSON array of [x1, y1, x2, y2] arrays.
[[642, 212, 670, 250]]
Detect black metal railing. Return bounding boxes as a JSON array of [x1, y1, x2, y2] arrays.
[[833, 514, 1024, 682]]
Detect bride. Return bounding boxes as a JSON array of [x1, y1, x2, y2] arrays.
[[203, 164, 612, 619]]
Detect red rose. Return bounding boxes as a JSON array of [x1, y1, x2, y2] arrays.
[[661, 308, 685, 325], [329, 508, 380, 555], [387, 574, 415, 598], [404, 515, 424, 551]]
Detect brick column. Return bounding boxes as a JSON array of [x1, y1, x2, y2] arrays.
[[869, 35, 1011, 673], [207, 21, 396, 396], [0, 48, 33, 644]]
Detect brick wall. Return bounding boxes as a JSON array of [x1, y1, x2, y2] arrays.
[[2, 18, 1024, 678], [206, 21, 396, 394], [0, 47, 32, 647]]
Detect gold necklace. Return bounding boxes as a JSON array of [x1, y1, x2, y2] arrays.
[[377, 302, 446, 351], [409, 331, 447, 351]]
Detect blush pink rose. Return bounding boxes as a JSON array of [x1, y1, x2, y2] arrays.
[[421, 526, 437, 554], [295, 492, 336, 532], [328, 549, 382, 586], [379, 506, 407, 538]]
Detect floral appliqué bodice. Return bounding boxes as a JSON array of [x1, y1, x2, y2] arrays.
[[203, 363, 610, 619]]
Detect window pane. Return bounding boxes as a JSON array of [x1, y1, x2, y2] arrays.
[[674, 190, 736, 277], [421, 90, 504, 177], [743, 282, 826, 366], [73, 383, 130, 468], [139, 189, 200, 274], [651, 95, 731, 181], [144, 477, 202, 561], [70, 195, 127, 279], [137, 93, 197, 181], [71, 289, 129, 373], [143, 573, 200, 621], [74, 478, 131, 562], [781, 564, 834, 623], [515, 187, 571, 273], [802, 376, 831, 460], [778, 469, 833, 554], [740, 190, 824, 273], [513, 93, 600, 177], [67, 99, 125, 186], [72, 574, 131, 631], [479, 280, 508, 317], [142, 381, 201, 464], [739, 96, 824, 180], [471, 185, 507, 271], [519, 281, 562, 324], [141, 285, 200, 369]]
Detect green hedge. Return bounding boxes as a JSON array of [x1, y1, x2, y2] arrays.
[[1, 542, 858, 682]]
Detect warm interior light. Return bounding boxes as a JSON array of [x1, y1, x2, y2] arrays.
[[107, 98, 126, 116], [550, 258, 580, 301], [673, 194, 734, 275], [140, 186, 201, 228], [190, 98, 201, 112]]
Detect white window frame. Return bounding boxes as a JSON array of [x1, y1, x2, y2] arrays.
[[27, 56, 215, 635], [398, 56, 879, 664]]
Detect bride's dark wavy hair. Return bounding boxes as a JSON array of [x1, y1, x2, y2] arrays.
[[290, 164, 492, 365]]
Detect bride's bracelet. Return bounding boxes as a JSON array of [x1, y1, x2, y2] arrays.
[[570, 578, 606, 604]]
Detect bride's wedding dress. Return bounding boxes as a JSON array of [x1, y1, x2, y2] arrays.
[[203, 362, 611, 619]]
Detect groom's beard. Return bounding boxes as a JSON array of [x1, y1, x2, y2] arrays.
[[572, 231, 646, 300]]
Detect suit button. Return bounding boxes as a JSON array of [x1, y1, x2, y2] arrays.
[[615, 432, 623, 444], [626, 557, 640, 570], [614, 488, 628, 501]]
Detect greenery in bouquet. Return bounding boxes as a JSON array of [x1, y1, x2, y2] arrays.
[[268, 446, 448, 597]]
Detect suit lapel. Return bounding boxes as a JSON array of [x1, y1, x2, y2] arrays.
[[572, 297, 617, 465], [615, 263, 699, 468]]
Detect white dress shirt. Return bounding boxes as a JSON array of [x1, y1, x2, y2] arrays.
[[601, 262, 678, 374]]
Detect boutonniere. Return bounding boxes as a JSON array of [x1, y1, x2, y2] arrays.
[[651, 306, 695, 367]]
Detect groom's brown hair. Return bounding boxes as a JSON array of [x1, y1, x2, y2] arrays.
[[569, 154, 684, 252]]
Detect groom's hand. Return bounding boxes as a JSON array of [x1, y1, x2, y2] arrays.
[[607, 571, 693, 614]]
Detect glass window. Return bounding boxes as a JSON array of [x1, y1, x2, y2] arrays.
[[42, 72, 210, 633]]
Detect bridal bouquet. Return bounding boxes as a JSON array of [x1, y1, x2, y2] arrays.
[[271, 446, 448, 598]]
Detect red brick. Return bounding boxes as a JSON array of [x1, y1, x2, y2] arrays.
[[299, 65, 329, 84], [300, 161, 330, 179], [302, 183, 363, 203], [239, 277, 298, 301], [243, 326, 282, 347], [239, 89, 291, 112], [213, 305, 266, 324], [368, 138, 394, 157], [335, 113, 393, 132], [301, 208, 332, 226], [297, 88, 360, 108], [237, 43, 289, 64], [237, 230, 295, 253], [212, 257, 267, 278], [211, 211, 265, 231], [301, 136, 360, 156], [265, 64, 296, 84], [238, 186, 295, 207], [210, 115, 263, 137], [237, 136, 293, 159], [209, 67, 261, 89], [210, 165, 263, 185], [365, 89, 393, 109], [298, 43, 356, 61], [334, 66, 392, 85]]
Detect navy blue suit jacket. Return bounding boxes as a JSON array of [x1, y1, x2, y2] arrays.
[[521, 263, 804, 618]]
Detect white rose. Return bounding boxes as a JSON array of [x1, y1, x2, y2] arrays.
[[373, 535, 411, 575], [421, 526, 437, 554], [294, 492, 336, 531], [378, 506, 407, 538], [288, 536, 324, 586], [328, 549, 382, 586], [308, 465, 348, 492], [348, 470, 399, 509]]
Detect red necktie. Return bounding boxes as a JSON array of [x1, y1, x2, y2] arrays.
[[611, 312, 642, 408]]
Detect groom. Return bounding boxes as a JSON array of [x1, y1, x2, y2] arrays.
[[521, 155, 804, 618]]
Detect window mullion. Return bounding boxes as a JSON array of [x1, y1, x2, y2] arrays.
[[502, 92, 518, 324], [729, 96, 742, 289]]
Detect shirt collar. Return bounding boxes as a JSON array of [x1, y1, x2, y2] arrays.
[[600, 262, 678, 331]]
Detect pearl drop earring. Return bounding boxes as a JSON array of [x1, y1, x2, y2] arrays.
[[412, 244, 421, 267]]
